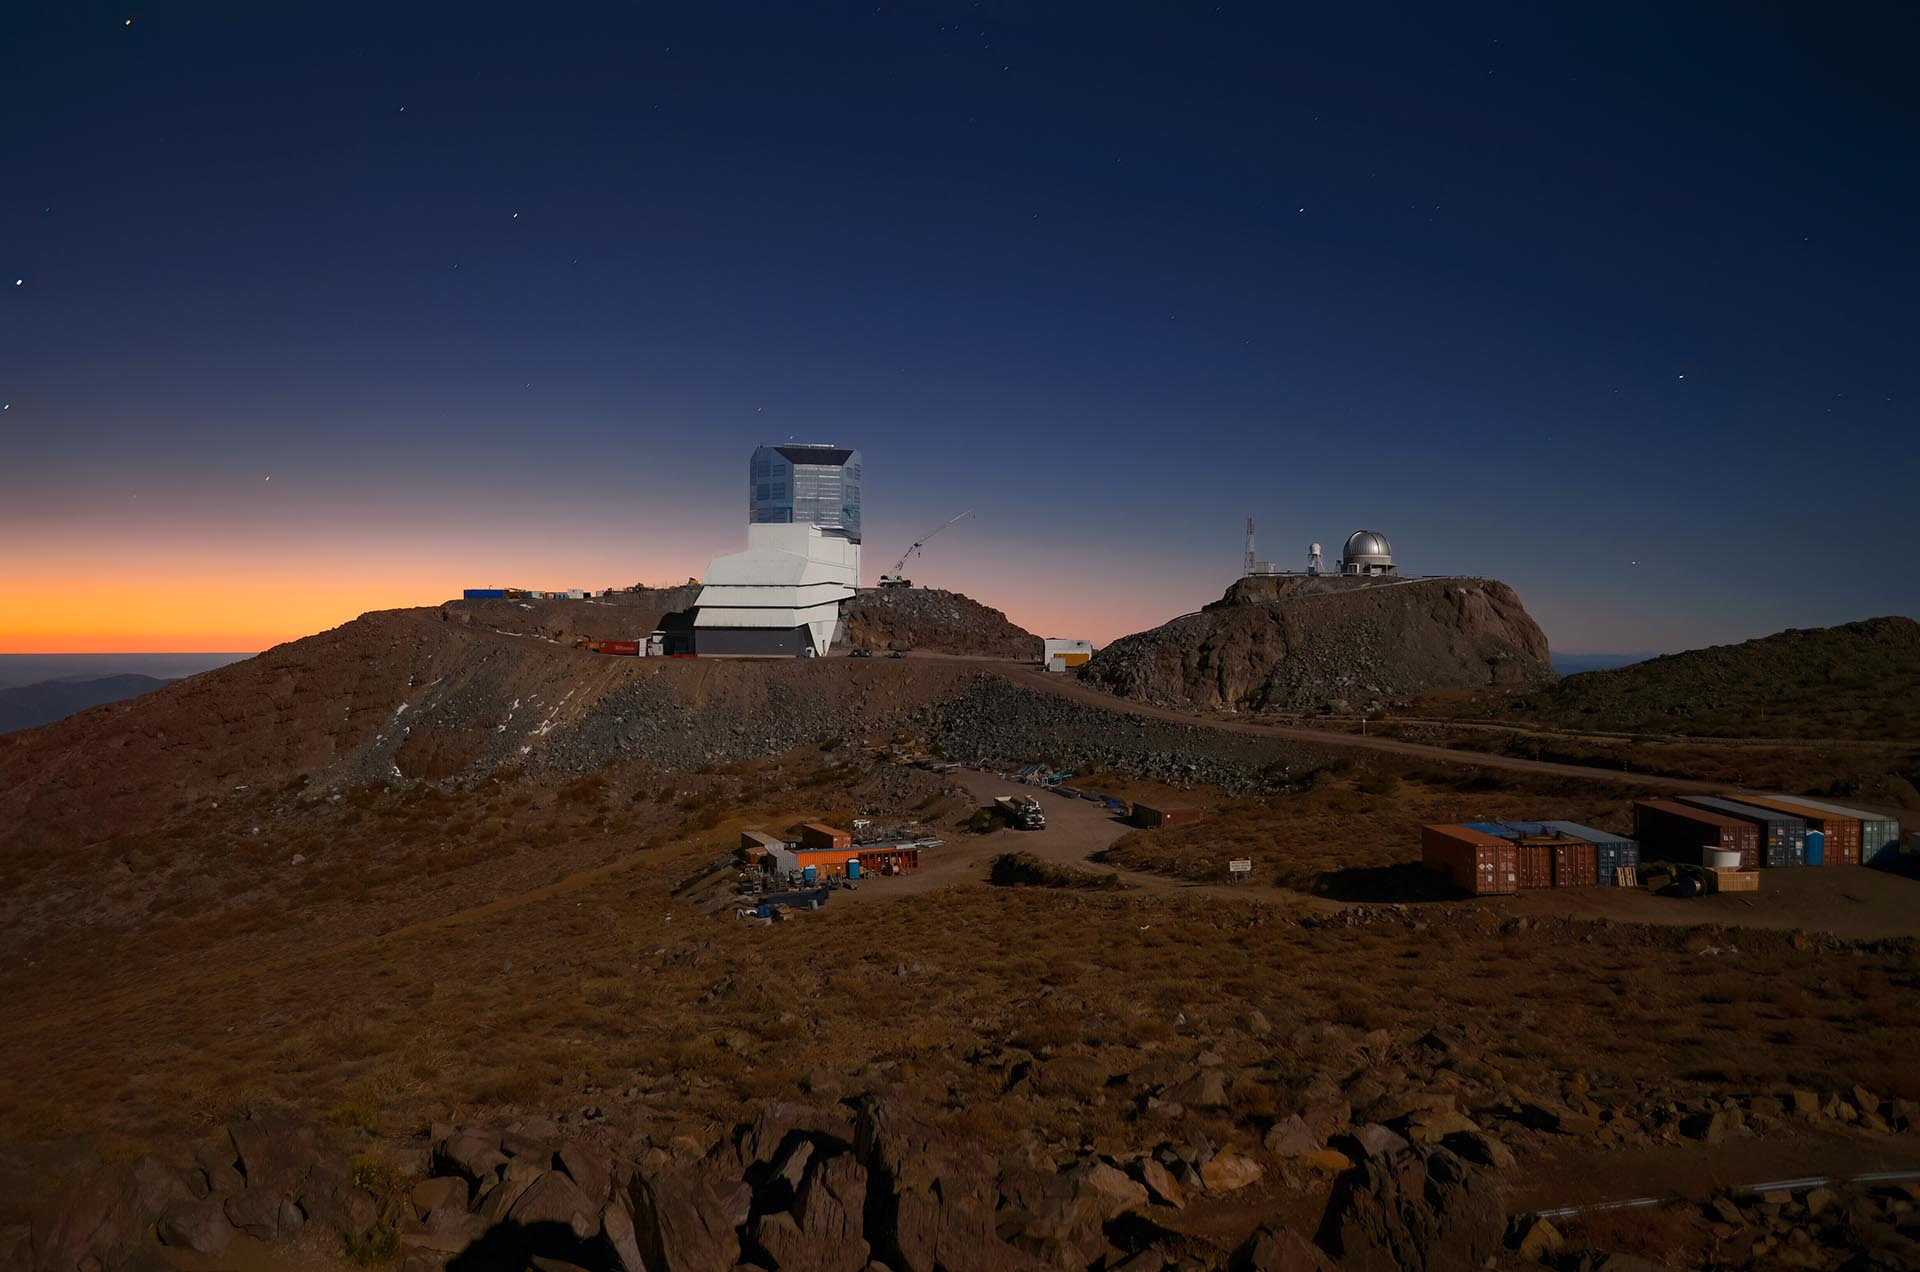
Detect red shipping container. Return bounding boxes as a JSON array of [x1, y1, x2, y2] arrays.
[[1516, 843, 1554, 890], [1551, 841, 1598, 887], [1420, 825, 1517, 895], [600, 640, 640, 656]]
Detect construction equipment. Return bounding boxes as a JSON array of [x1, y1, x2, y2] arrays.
[[878, 509, 974, 587], [994, 794, 1046, 831]]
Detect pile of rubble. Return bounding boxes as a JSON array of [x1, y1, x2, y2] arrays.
[[925, 676, 1333, 793]]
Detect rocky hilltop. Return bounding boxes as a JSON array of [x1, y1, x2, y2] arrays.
[[840, 587, 1042, 659], [1083, 575, 1553, 714]]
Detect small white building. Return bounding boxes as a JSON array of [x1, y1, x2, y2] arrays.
[[1043, 638, 1093, 673], [694, 523, 860, 657]]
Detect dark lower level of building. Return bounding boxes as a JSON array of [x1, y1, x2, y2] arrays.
[[693, 625, 816, 657]]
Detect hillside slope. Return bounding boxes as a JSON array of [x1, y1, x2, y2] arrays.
[[1083, 575, 1553, 713], [1475, 616, 1920, 741]]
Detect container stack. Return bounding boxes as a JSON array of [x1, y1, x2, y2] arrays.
[[1633, 799, 1760, 870], [1726, 795, 1863, 866], [1677, 796, 1807, 868], [1767, 795, 1902, 867], [1538, 821, 1641, 886], [1461, 822, 1598, 889]]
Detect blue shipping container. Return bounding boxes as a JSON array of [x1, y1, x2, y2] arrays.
[[463, 588, 507, 599]]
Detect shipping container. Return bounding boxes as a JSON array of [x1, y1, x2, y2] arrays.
[[798, 823, 852, 851], [1549, 840, 1599, 887], [463, 588, 507, 599], [1420, 825, 1518, 895], [740, 830, 784, 854], [1723, 794, 1862, 866], [1633, 800, 1760, 870], [1677, 795, 1807, 868], [1130, 804, 1204, 829], [1538, 821, 1641, 886], [1756, 795, 1901, 867]]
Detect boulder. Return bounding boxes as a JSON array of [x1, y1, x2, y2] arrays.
[[1345, 1124, 1408, 1161], [628, 1159, 743, 1272], [1315, 1146, 1503, 1272], [601, 1196, 647, 1272], [156, 1196, 235, 1254], [1078, 1161, 1149, 1216], [1169, 1068, 1230, 1110], [502, 1118, 562, 1161], [1199, 1150, 1263, 1194], [994, 1159, 1109, 1270], [749, 1152, 871, 1272], [1516, 1217, 1562, 1260], [438, 1127, 509, 1184], [478, 1157, 547, 1222], [228, 1113, 320, 1194], [557, 1138, 614, 1207], [410, 1176, 469, 1218], [854, 1095, 1046, 1272], [189, 1141, 244, 1200], [509, 1169, 601, 1241], [1265, 1115, 1320, 1158], [1137, 1159, 1186, 1209], [1236, 1225, 1338, 1272]]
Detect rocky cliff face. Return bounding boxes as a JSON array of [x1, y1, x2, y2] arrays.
[[840, 587, 1042, 659], [1082, 575, 1553, 714]]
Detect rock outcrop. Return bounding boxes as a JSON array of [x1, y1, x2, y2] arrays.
[[1083, 575, 1553, 714], [840, 587, 1042, 659]]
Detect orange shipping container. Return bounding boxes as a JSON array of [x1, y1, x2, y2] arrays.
[[1421, 825, 1518, 895]]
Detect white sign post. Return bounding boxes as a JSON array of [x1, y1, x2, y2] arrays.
[[1227, 857, 1253, 882]]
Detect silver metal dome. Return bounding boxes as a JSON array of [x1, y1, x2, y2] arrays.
[[1343, 530, 1392, 563]]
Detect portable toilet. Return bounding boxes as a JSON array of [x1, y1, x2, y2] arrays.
[[1805, 829, 1825, 867], [846, 857, 862, 880], [802, 865, 818, 885]]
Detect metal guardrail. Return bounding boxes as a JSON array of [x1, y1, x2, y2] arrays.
[[1521, 1166, 1920, 1224]]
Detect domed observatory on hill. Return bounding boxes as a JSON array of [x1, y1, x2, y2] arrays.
[[1341, 530, 1396, 576]]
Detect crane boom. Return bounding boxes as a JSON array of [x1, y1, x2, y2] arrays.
[[878, 509, 974, 587]]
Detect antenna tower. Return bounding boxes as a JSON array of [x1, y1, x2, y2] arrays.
[[1244, 517, 1256, 577]]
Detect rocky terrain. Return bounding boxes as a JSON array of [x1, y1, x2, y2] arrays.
[[1083, 575, 1553, 715], [440, 583, 703, 647], [840, 586, 1043, 659], [8, 597, 1920, 1272]]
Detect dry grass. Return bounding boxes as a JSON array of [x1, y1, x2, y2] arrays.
[[5, 749, 1919, 1233]]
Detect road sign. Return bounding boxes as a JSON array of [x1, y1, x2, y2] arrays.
[[1228, 858, 1253, 877]]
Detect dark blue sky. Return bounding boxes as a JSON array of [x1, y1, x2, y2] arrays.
[[4, 2, 1916, 650]]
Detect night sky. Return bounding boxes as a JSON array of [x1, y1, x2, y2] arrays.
[[4, 2, 1916, 653]]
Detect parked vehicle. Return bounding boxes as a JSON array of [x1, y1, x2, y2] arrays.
[[994, 794, 1047, 830]]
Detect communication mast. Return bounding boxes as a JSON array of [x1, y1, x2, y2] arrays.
[[1244, 517, 1257, 577]]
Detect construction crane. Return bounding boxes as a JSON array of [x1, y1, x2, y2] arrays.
[[878, 509, 975, 588]]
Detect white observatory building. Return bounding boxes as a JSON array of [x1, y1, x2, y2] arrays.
[[693, 445, 861, 657], [1340, 530, 1396, 576]]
